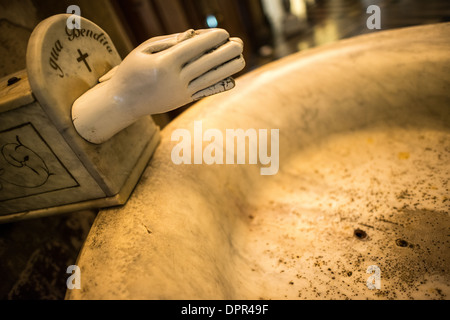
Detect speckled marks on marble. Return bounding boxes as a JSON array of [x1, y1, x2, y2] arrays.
[[241, 125, 449, 300]]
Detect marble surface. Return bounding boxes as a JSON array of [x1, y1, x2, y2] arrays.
[[67, 23, 450, 300], [72, 28, 244, 144], [26, 14, 159, 198], [0, 101, 105, 218], [0, 14, 160, 221], [0, 70, 34, 113]]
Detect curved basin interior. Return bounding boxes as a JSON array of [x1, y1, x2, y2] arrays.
[[67, 23, 450, 300]]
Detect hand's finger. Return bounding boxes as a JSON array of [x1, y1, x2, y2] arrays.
[[181, 38, 243, 81], [194, 29, 217, 35], [229, 37, 243, 46], [188, 55, 245, 93], [171, 28, 230, 66], [177, 29, 195, 42], [193, 30, 243, 44], [142, 40, 178, 54], [139, 29, 195, 54], [137, 35, 178, 51], [192, 77, 235, 100]]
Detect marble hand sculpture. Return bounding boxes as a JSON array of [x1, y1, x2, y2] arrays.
[[72, 28, 245, 144]]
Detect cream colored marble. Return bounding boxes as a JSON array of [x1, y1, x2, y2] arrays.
[[0, 70, 34, 113], [67, 23, 450, 300], [25, 14, 160, 198], [0, 15, 159, 221]]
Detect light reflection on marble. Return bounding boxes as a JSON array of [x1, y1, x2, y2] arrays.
[[67, 23, 450, 300]]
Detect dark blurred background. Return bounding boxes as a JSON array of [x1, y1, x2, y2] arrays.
[[1, 0, 450, 299], [114, 0, 450, 72]]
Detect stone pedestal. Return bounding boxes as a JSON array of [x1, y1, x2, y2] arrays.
[[0, 14, 160, 222]]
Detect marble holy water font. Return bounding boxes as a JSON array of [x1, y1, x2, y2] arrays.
[[0, 14, 244, 222], [66, 23, 450, 300]]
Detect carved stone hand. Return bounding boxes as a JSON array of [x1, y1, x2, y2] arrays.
[[72, 28, 245, 144]]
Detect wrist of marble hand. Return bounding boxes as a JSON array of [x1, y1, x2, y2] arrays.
[[72, 28, 245, 144]]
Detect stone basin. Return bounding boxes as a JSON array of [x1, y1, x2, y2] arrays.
[[66, 23, 450, 300]]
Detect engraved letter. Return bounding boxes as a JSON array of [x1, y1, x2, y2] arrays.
[[49, 58, 64, 78]]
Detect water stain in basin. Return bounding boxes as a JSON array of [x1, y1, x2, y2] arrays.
[[398, 152, 410, 160], [238, 123, 449, 300]]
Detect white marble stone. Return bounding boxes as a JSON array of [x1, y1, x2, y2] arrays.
[[67, 23, 450, 300], [0, 15, 160, 221], [25, 14, 160, 197], [0, 100, 107, 219], [72, 28, 245, 144]]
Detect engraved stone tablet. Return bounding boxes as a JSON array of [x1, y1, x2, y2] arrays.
[[0, 15, 160, 222], [0, 123, 78, 200]]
